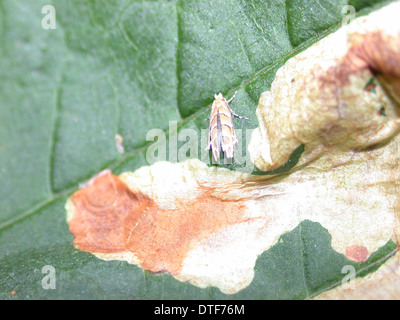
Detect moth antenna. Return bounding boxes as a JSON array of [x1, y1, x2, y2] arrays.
[[227, 91, 237, 103]]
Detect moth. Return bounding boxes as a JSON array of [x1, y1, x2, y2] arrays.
[[205, 91, 248, 162]]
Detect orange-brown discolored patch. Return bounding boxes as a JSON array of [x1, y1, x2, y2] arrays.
[[345, 245, 369, 262], [325, 31, 400, 105], [69, 171, 247, 275]]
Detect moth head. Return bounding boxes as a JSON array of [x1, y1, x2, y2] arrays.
[[214, 93, 223, 100]]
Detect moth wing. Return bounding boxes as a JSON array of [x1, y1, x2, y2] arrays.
[[221, 127, 237, 159], [211, 122, 222, 161], [205, 102, 221, 161], [219, 108, 238, 159], [205, 102, 216, 151]]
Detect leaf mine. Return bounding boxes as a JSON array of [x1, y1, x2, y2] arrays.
[[66, 2, 400, 295], [249, 2, 400, 171]]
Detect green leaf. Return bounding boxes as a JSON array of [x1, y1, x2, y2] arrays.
[[0, 0, 395, 299]]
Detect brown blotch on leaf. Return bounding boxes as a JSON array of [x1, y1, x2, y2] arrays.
[[251, 21, 400, 172], [69, 171, 247, 275], [340, 31, 400, 106], [346, 245, 369, 262]]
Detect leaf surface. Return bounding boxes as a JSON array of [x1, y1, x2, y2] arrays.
[[0, 0, 396, 299]]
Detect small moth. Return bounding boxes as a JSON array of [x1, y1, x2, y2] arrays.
[[205, 91, 247, 162]]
